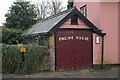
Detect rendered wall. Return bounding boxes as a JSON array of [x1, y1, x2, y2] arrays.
[[100, 2, 119, 64], [93, 33, 102, 64], [118, 2, 120, 63], [60, 18, 90, 29]]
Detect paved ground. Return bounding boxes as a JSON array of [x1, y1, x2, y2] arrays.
[[2, 69, 119, 78]]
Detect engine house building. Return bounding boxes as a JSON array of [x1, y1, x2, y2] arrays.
[[25, 1, 120, 71]]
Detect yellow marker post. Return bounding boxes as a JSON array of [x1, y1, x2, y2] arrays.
[[20, 48, 26, 53], [20, 48, 26, 63]]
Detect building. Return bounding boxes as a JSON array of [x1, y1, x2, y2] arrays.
[[25, 1, 120, 71], [74, 1, 119, 65]]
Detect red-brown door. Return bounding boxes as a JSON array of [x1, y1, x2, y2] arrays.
[[56, 30, 92, 71]]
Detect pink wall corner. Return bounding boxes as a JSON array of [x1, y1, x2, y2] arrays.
[[93, 33, 102, 64], [100, 2, 119, 64]]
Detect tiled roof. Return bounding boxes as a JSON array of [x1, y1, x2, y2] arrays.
[[24, 8, 73, 35]]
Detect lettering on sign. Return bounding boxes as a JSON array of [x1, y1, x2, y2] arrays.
[[59, 36, 89, 41], [75, 36, 89, 41], [59, 36, 74, 41]]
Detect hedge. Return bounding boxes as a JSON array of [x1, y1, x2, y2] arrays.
[[2, 29, 23, 44], [2, 28, 49, 46], [2, 44, 50, 74]]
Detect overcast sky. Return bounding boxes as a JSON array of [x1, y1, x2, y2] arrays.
[[0, 0, 16, 26], [0, 0, 68, 26]]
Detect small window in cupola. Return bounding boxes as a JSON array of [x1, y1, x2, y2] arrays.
[[71, 14, 78, 25], [80, 5, 87, 17]]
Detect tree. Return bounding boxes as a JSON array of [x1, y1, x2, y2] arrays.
[[67, 0, 74, 9], [36, 1, 49, 19], [4, 1, 38, 30], [47, 0, 66, 15], [36, 0, 66, 20]]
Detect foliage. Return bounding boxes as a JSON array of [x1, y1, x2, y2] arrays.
[[2, 44, 50, 74], [2, 28, 49, 46], [4, 1, 38, 30], [26, 35, 49, 46], [2, 29, 24, 44], [67, 0, 74, 9]]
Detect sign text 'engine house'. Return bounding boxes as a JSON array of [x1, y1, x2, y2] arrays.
[[59, 36, 89, 41]]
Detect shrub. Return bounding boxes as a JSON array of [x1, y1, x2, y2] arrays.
[[2, 44, 50, 74], [2, 29, 24, 44], [2, 28, 49, 47]]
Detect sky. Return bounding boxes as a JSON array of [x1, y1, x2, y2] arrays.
[[0, 0, 68, 26], [0, 0, 14, 26]]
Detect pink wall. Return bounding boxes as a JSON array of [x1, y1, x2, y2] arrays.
[[100, 2, 119, 64], [118, 2, 120, 63], [60, 18, 90, 29], [74, 2, 119, 64], [93, 34, 102, 64]]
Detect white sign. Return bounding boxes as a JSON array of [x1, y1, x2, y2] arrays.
[[96, 36, 100, 44], [59, 36, 89, 41]]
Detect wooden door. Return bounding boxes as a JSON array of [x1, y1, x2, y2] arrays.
[[56, 30, 92, 71]]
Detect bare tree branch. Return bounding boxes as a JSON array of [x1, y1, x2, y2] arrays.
[[35, 0, 66, 20]]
